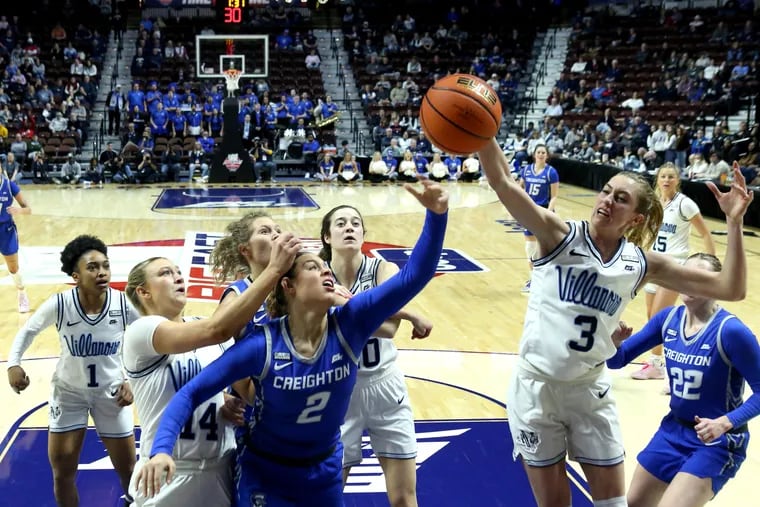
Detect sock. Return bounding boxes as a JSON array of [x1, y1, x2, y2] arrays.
[[593, 496, 627, 507], [11, 272, 24, 291]]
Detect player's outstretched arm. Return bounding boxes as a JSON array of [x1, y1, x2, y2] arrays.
[[337, 178, 447, 353], [646, 164, 753, 301], [149, 233, 300, 354], [7, 296, 58, 393], [477, 139, 568, 251]]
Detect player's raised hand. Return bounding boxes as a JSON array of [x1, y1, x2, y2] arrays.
[[706, 161, 754, 223], [610, 321, 633, 348], [404, 176, 449, 215], [136, 453, 175, 499], [267, 231, 301, 275], [7, 366, 30, 394]]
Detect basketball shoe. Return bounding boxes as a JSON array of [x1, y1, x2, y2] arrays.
[[18, 290, 30, 313], [631, 356, 665, 380]]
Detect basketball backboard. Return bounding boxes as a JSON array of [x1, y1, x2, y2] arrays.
[[195, 34, 269, 79]]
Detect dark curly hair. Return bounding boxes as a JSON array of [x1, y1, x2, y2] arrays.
[[60, 235, 108, 276]]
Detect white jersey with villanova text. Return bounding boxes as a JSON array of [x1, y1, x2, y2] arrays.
[[331, 256, 398, 381], [123, 315, 236, 461], [522, 221, 647, 380], [54, 287, 134, 390], [652, 192, 699, 259]]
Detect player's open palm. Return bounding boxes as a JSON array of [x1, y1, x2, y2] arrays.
[[7, 366, 30, 394], [268, 232, 301, 275], [611, 321, 633, 349], [707, 161, 754, 222], [136, 452, 175, 499], [405, 176, 449, 215]]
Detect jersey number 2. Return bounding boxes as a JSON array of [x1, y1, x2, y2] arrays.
[[569, 315, 597, 352], [670, 367, 703, 400], [296, 392, 331, 424]]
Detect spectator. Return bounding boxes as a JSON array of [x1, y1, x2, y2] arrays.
[[81, 157, 103, 185], [160, 145, 183, 182], [304, 49, 320, 69], [57, 153, 81, 184], [135, 152, 159, 183]]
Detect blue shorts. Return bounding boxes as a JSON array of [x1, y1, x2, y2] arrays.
[[0, 221, 19, 256], [637, 413, 749, 495], [236, 443, 344, 507]]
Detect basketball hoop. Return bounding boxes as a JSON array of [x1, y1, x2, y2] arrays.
[[222, 68, 242, 98]]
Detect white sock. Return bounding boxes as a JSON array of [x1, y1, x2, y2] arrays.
[[593, 496, 627, 507], [11, 272, 24, 291], [650, 354, 664, 368]]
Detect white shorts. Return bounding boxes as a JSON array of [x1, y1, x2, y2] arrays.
[[48, 381, 133, 438], [340, 367, 416, 468], [506, 361, 624, 467], [130, 454, 234, 507]]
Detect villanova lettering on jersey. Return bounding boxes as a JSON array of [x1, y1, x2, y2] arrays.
[[63, 333, 121, 357], [660, 223, 677, 234], [556, 267, 623, 317], [273, 364, 351, 390], [169, 357, 203, 391]]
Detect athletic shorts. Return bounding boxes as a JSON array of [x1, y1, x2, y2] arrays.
[[637, 413, 748, 495], [130, 454, 234, 507], [0, 221, 19, 256], [341, 367, 416, 468], [48, 380, 133, 438], [237, 444, 344, 507], [507, 360, 624, 467]]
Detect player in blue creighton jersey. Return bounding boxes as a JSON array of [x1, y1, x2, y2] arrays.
[[478, 138, 753, 507], [320, 205, 433, 507], [7, 235, 137, 507], [608, 253, 760, 507], [136, 179, 448, 507], [0, 165, 32, 312], [517, 144, 559, 294], [122, 233, 301, 507]]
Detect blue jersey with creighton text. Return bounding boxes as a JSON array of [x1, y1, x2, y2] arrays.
[[608, 306, 760, 429], [150, 211, 447, 461], [0, 175, 20, 223], [520, 163, 558, 207]]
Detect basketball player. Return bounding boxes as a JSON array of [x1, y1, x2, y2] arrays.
[[608, 253, 760, 507], [631, 163, 715, 385], [6, 235, 137, 507], [122, 231, 301, 507], [0, 164, 32, 312], [516, 144, 559, 293], [320, 205, 433, 507], [135, 178, 448, 507], [477, 138, 752, 507]]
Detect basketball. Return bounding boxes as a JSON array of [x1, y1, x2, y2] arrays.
[[419, 74, 502, 156]]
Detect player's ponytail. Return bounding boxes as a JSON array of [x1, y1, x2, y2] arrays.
[[621, 171, 663, 250], [210, 212, 271, 284]]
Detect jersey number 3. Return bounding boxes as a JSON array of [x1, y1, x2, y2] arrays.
[[569, 315, 597, 352]]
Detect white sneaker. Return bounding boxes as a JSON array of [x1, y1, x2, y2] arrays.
[[18, 290, 30, 313]]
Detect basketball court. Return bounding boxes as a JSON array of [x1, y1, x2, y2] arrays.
[[0, 179, 758, 506]]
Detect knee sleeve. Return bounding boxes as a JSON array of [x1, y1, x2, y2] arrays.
[[593, 496, 627, 507], [12, 271, 24, 289], [525, 240, 539, 262]]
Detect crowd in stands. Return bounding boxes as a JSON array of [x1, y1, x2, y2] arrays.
[[526, 3, 759, 186]]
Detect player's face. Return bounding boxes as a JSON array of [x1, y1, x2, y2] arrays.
[[143, 258, 186, 313], [534, 147, 547, 163], [656, 167, 679, 195], [327, 208, 364, 253], [592, 175, 644, 234], [244, 217, 281, 269], [289, 253, 336, 304], [73, 250, 110, 293]]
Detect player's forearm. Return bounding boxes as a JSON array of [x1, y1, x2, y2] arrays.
[[717, 218, 746, 300]]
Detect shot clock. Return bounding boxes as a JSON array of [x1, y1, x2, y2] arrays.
[[219, 0, 245, 24]]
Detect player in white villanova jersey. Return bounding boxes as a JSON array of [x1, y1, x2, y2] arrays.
[[608, 254, 760, 506], [122, 234, 300, 506], [7, 235, 137, 506], [320, 205, 432, 506], [633, 163, 715, 382], [478, 138, 752, 507]]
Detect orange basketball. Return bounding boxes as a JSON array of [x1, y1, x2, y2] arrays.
[[419, 74, 502, 156]]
